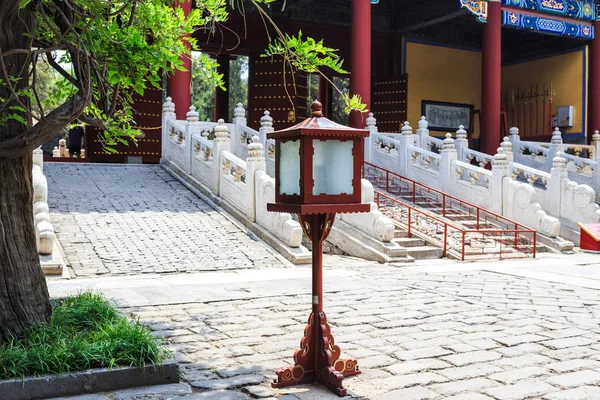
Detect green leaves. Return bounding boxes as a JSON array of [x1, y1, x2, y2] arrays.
[[4, 0, 367, 153], [262, 31, 367, 115], [263, 31, 347, 74]]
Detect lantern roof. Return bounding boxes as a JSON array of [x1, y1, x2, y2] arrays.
[[267, 100, 370, 139]]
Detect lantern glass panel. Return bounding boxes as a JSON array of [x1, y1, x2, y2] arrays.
[[279, 139, 301, 195], [312, 139, 354, 195]]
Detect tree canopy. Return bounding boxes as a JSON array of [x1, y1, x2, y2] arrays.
[[0, 0, 365, 157]]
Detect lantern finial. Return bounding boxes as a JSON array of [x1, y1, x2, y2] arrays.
[[310, 100, 323, 118]]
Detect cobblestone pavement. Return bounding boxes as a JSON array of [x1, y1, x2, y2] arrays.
[[48, 260, 600, 400], [45, 163, 287, 277], [44, 163, 600, 399]]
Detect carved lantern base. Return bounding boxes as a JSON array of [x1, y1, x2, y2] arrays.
[[271, 213, 360, 396], [272, 311, 360, 396]]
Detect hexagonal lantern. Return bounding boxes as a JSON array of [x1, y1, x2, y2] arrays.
[[267, 100, 371, 215], [268, 100, 370, 396]]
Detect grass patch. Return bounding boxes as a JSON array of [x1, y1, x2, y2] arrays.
[[0, 292, 168, 380]]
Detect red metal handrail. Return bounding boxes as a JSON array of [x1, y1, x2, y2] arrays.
[[362, 161, 532, 232], [374, 191, 536, 260], [364, 162, 537, 260]]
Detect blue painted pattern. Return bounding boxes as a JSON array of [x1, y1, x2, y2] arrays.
[[502, 9, 594, 38], [501, 0, 596, 21]]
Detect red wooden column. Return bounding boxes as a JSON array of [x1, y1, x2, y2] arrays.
[[215, 55, 230, 121], [319, 75, 332, 118], [481, 0, 502, 155], [350, 0, 371, 128], [588, 20, 600, 143], [167, 0, 192, 120]]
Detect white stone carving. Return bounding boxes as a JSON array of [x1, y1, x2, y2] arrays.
[[255, 170, 303, 247], [340, 180, 395, 242]]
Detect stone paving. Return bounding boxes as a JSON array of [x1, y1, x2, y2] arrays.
[[45, 164, 287, 276], [47, 262, 600, 400], [43, 163, 600, 400]]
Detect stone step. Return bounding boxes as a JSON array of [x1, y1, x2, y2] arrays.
[[394, 229, 408, 238], [406, 245, 444, 259], [392, 237, 426, 247]]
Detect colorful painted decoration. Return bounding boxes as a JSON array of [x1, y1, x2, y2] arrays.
[[502, 10, 594, 38], [459, 0, 488, 23], [501, 0, 596, 21]]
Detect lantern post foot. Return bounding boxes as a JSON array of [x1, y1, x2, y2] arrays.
[[271, 311, 360, 397]]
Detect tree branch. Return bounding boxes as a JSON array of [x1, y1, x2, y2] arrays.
[[0, 91, 87, 158]]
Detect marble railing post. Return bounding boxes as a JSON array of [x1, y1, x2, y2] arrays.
[[33, 146, 43, 173], [246, 136, 266, 222], [500, 137, 514, 163], [399, 121, 414, 177], [547, 152, 567, 217], [440, 133, 457, 194], [364, 112, 377, 163], [491, 147, 508, 214], [212, 119, 230, 195], [232, 103, 247, 154], [454, 125, 469, 160], [592, 130, 600, 162], [415, 116, 429, 149], [162, 97, 176, 161], [184, 106, 201, 174], [259, 110, 274, 148], [508, 127, 520, 163], [547, 127, 564, 170]]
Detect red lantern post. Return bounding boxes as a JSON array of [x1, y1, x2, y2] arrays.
[[267, 101, 370, 396]]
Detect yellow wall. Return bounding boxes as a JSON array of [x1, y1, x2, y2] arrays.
[[501, 49, 585, 135], [405, 41, 482, 137]]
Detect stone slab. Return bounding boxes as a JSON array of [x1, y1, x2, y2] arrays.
[[0, 361, 179, 400]]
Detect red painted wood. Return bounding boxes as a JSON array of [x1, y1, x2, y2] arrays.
[[215, 55, 230, 121], [167, 0, 192, 120], [481, 0, 502, 155], [350, 0, 371, 128], [588, 21, 600, 143], [248, 54, 307, 130], [271, 213, 360, 396], [88, 87, 162, 164], [580, 223, 600, 252], [372, 75, 408, 132]]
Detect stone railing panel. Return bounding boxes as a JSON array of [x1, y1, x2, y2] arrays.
[[191, 133, 214, 189], [462, 148, 493, 168], [409, 145, 441, 172], [454, 159, 491, 187], [424, 136, 443, 153], [255, 170, 303, 247], [502, 180, 560, 238], [220, 151, 247, 215], [371, 132, 402, 173], [166, 119, 186, 169], [561, 181, 600, 223], [339, 180, 395, 242]]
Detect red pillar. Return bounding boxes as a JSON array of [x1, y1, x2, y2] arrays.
[[319, 75, 332, 118], [588, 20, 600, 143], [167, 0, 192, 120], [215, 55, 230, 121], [481, 0, 502, 155], [350, 0, 371, 129]]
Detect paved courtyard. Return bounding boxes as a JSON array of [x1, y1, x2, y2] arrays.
[[45, 164, 287, 277], [44, 163, 600, 400]]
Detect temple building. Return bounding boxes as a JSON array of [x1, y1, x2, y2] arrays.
[[71, 0, 600, 163]]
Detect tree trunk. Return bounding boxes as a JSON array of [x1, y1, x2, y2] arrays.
[[0, 155, 52, 340], [0, 0, 52, 341]]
